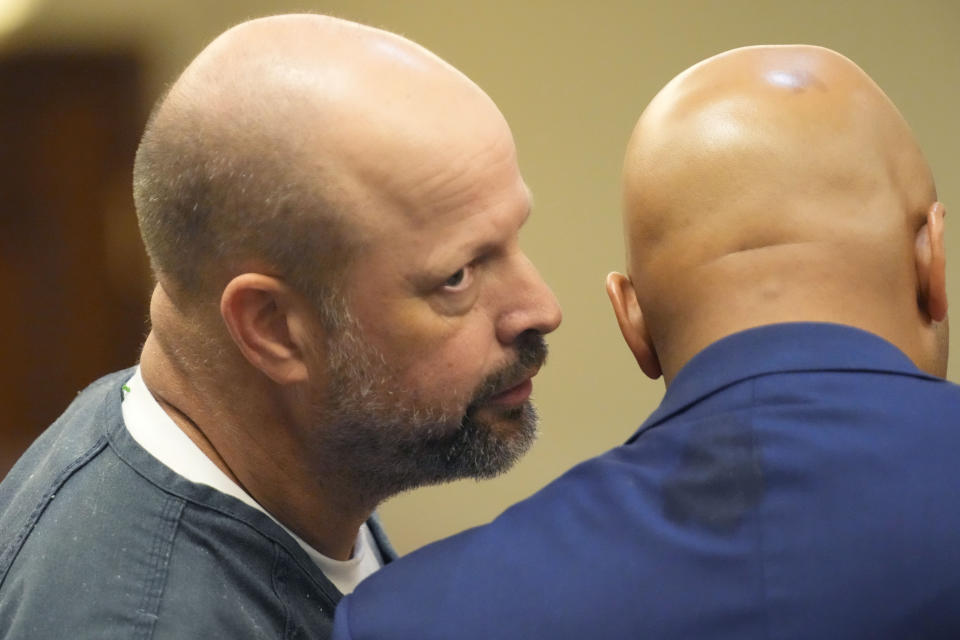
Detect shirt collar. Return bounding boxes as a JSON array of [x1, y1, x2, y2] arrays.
[[120, 367, 382, 592], [628, 322, 940, 443]]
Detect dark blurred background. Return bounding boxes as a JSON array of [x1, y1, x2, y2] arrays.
[[1, 0, 958, 554], [0, 50, 149, 473]]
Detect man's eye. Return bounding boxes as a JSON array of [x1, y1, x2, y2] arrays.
[[445, 269, 465, 287], [442, 266, 471, 291]]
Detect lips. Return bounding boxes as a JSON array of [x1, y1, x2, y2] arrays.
[[486, 367, 540, 406]]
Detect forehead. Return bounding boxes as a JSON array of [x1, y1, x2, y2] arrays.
[[361, 116, 527, 225], [347, 144, 532, 283]]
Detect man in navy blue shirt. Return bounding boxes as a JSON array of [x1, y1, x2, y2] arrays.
[[333, 45, 959, 639]]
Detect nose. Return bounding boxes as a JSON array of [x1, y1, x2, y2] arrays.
[[495, 252, 562, 345]]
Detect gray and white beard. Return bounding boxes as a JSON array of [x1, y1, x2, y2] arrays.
[[313, 314, 547, 506]]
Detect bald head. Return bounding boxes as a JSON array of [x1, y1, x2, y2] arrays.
[[134, 14, 510, 315], [611, 45, 947, 382], [623, 45, 933, 267]]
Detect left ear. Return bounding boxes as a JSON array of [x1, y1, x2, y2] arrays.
[[606, 271, 662, 379], [915, 201, 947, 322], [219, 273, 318, 385]]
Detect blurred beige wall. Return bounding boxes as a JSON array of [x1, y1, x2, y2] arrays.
[[7, 0, 958, 554]]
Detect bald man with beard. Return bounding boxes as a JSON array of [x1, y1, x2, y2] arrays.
[[333, 46, 960, 639], [0, 14, 560, 639]]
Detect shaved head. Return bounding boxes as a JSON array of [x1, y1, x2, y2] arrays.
[[613, 45, 946, 381], [624, 45, 932, 269], [134, 13, 508, 320]]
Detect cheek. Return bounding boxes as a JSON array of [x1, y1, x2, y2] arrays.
[[384, 310, 498, 397], [351, 275, 503, 394]]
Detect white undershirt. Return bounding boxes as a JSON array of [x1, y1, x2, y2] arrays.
[[120, 367, 382, 594]]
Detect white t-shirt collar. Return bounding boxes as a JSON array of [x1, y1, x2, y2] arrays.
[[120, 366, 382, 593]]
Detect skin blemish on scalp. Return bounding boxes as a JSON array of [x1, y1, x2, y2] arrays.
[[764, 69, 826, 92], [371, 39, 431, 72]]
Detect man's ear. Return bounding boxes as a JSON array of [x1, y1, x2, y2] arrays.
[[916, 201, 947, 322], [220, 273, 316, 385], [606, 272, 661, 379]]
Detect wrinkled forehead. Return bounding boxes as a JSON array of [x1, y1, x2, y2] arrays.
[[334, 86, 522, 229], [339, 133, 531, 297]]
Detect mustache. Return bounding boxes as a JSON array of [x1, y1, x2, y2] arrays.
[[468, 331, 549, 407]]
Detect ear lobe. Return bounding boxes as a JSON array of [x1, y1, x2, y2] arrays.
[[915, 202, 948, 322], [605, 271, 662, 379], [220, 274, 315, 385]]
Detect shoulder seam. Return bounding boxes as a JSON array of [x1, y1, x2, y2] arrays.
[[0, 435, 109, 588]]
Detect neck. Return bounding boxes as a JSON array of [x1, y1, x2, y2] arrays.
[[139, 303, 373, 560], [648, 245, 924, 385]]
